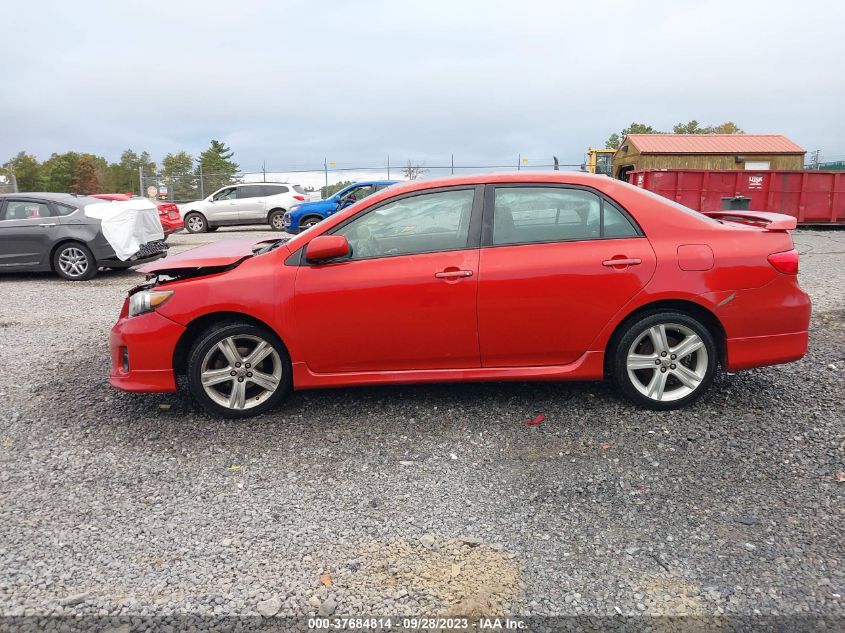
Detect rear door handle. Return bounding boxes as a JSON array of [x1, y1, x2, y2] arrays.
[[38, 223, 57, 227], [435, 270, 473, 279], [602, 257, 641, 267]]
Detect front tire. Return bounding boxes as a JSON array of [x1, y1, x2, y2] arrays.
[[186, 322, 292, 418], [53, 242, 97, 281], [298, 216, 322, 232], [184, 212, 208, 233], [611, 311, 717, 410]]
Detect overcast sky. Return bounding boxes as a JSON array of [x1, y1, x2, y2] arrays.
[[2, 0, 844, 178]]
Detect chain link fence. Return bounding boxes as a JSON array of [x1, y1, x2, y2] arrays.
[[140, 158, 584, 203]]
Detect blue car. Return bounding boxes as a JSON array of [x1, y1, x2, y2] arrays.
[[283, 180, 398, 233]]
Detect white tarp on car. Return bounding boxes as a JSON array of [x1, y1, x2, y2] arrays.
[[84, 199, 165, 261]]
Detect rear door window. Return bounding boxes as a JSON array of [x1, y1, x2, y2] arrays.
[[491, 187, 638, 245], [237, 185, 266, 199], [263, 185, 289, 196]]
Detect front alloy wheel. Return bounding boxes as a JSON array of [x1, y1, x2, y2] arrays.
[[298, 217, 321, 231], [184, 212, 208, 233], [612, 312, 717, 409], [187, 323, 291, 418]]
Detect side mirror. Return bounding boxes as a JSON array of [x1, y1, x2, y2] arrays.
[[305, 235, 350, 263]]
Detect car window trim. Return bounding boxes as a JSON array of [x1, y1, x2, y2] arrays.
[[480, 182, 644, 248], [290, 184, 485, 266]]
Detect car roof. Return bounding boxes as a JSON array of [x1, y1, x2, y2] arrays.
[[234, 182, 298, 187], [282, 170, 720, 254], [0, 192, 102, 206], [366, 172, 622, 198]]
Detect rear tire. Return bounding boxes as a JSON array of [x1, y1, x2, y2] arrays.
[[184, 212, 208, 233], [53, 242, 97, 281], [610, 310, 717, 410], [268, 209, 286, 231], [186, 321, 292, 418]]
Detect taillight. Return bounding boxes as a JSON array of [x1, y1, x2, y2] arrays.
[[768, 249, 799, 274], [293, 195, 306, 201]]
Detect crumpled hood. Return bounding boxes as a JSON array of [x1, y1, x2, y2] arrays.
[[137, 237, 278, 274]]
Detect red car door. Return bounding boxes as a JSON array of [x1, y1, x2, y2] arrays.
[[294, 187, 482, 373], [477, 185, 656, 367]]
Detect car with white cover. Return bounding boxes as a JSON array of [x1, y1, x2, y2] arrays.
[[0, 192, 167, 280]]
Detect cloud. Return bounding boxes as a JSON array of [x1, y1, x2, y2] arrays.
[[2, 0, 843, 169]]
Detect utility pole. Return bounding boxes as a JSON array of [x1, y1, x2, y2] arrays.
[[451, 154, 454, 175], [199, 163, 204, 198], [262, 160, 266, 182], [324, 158, 328, 198], [810, 149, 821, 170], [517, 153, 521, 171], [138, 165, 143, 196]]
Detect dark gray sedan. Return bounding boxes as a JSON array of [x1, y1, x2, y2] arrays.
[[0, 192, 167, 281]]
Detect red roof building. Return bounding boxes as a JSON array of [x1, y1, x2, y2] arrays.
[[613, 134, 806, 180]]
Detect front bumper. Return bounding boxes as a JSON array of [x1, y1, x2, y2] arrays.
[[109, 310, 185, 392], [282, 211, 294, 231]]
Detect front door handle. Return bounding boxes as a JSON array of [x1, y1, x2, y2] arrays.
[[602, 257, 641, 267], [39, 223, 57, 228], [435, 269, 473, 279]]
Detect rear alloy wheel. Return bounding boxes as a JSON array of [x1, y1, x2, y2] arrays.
[[187, 322, 291, 418], [268, 209, 286, 231], [612, 311, 717, 410], [184, 212, 208, 233], [53, 242, 97, 281], [298, 216, 321, 231]]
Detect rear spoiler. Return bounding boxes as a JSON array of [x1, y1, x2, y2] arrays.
[[702, 210, 797, 231]]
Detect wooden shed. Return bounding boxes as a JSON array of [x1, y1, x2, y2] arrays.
[[612, 134, 806, 181]]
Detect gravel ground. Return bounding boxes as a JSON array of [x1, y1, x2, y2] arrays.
[[0, 227, 843, 630]]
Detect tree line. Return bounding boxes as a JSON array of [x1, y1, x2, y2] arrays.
[[605, 120, 744, 149], [1, 140, 239, 198]]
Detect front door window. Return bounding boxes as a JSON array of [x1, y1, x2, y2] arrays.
[[335, 188, 474, 259]]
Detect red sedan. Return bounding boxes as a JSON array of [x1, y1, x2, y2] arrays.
[[109, 173, 810, 418], [92, 193, 184, 238]]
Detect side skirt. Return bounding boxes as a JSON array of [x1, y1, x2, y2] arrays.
[[291, 351, 605, 390]]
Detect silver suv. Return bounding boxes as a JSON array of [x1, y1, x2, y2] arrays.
[[181, 183, 307, 233]]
